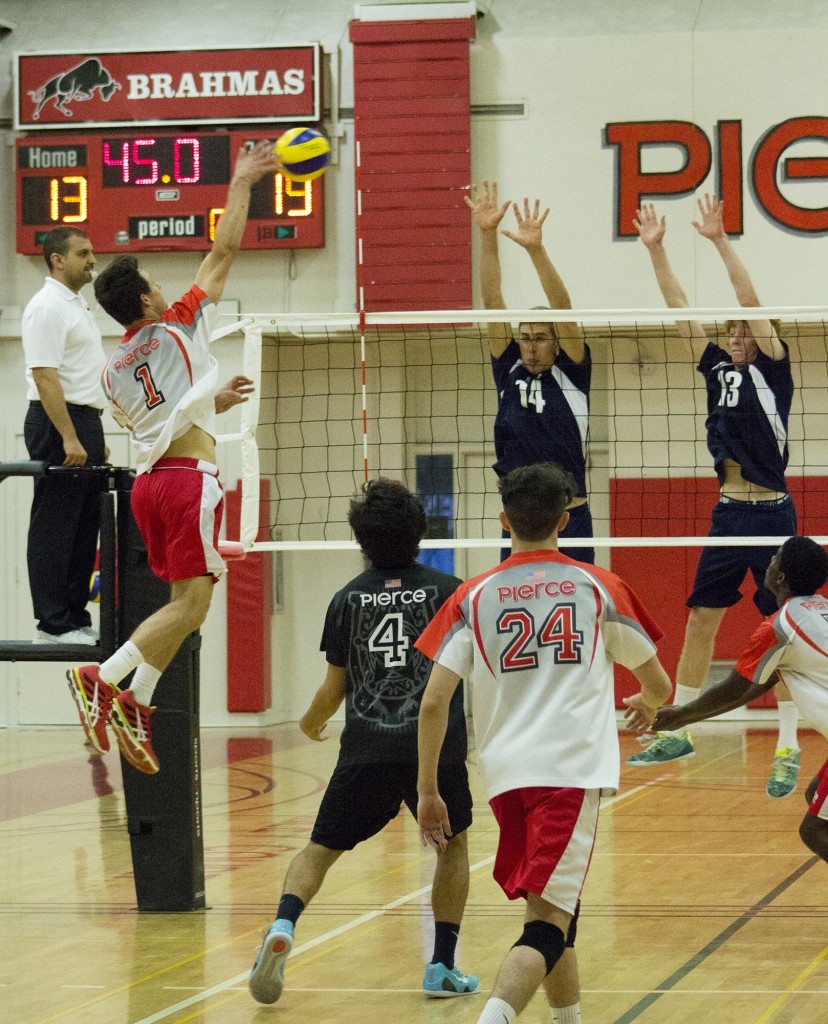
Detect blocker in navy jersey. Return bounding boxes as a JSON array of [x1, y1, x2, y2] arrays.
[[698, 339, 793, 494], [320, 562, 467, 767], [491, 339, 591, 497]]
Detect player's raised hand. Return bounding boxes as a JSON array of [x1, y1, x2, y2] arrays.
[[691, 192, 726, 242], [501, 197, 550, 252], [633, 203, 666, 248], [417, 793, 452, 851], [232, 139, 280, 186], [215, 375, 255, 414], [465, 180, 510, 232]]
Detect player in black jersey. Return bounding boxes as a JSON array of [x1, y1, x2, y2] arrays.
[[467, 181, 593, 564], [630, 195, 800, 796], [249, 479, 478, 1005]]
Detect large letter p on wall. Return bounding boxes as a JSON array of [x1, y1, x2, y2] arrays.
[[605, 120, 711, 238]]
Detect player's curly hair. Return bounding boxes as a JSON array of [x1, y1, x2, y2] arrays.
[[498, 462, 575, 542], [778, 536, 828, 596], [94, 254, 151, 326], [348, 478, 427, 569]]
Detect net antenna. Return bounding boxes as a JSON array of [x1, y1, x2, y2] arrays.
[[223, 304, 828, 558]]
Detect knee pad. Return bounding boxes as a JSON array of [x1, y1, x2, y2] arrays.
[[512, 920, 566, 975], [566, 901, 580, 947]]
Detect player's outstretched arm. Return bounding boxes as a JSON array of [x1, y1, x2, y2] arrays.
[[465, 180, 511, 357], [195, 141, 280, 305], [634, 203, 707, 358], [299, 664, 346, 742], [621, 655, 672, 731], [502, 198, 584, 362], [692, 192, 784, 360], [651, 668, 777, 733], [417, 663, 461, 851]]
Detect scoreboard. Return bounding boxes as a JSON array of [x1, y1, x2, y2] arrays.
[[16, 129, 325, 253]]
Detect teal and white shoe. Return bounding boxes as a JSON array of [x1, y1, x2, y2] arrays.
[[627, 731, 695, 766], [423, 962, 480, 997], [766, 747, 800, 798], [249, 919, 293, 1004]]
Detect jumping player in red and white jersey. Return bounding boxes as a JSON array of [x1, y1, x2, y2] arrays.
[[64, 140, 279, 774], [643, 536, 828, 866], [416, 463, 673, 1024]]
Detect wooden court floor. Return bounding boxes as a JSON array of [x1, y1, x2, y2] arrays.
[[0, 721, 826, 1024]]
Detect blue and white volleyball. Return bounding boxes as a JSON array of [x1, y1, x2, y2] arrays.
[[275, 127, 331, 181]]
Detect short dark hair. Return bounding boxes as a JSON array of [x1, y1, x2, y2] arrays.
[[778, 536, 828, 596], [498, 463, 575, 542], [348, 478, 427, 569], [93, 254, 150, 326], [42, 227, 88, 271]]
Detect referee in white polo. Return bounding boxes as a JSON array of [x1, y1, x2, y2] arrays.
[[22, 227, 108, 645]]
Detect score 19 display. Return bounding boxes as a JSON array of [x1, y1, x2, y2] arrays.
[[16, 129, 325, 253]]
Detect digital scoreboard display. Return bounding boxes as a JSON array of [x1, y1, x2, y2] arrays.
[[16, 129, 325, 253]]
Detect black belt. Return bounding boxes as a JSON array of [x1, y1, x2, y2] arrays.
[[30, 400, 103, 417], [720, 494, 789, 508]]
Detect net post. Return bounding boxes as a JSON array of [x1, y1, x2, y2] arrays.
[[115, 470, 205, 912]]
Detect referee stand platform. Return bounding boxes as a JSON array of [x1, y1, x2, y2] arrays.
[[0, 461, 205, 911]]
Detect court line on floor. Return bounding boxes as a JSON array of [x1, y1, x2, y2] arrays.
[[131, 780, 666, 1024], [611, 855, 821, 1024], [753, 942, 828, 1024]]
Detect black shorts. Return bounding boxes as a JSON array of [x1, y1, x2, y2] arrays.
[[311, 760, 473, 851], [687, 495, 797, 616]]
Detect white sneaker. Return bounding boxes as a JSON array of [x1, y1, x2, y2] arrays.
[[34, 628, 98, 646], [79, 626, 100, 642]]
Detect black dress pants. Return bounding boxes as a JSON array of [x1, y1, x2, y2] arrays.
[[24, 402, 106, 635]]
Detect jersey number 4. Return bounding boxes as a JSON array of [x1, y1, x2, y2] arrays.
[[368, 611, 410, 668], [134, 362, 165, 409], [497, 603, 584, 672]]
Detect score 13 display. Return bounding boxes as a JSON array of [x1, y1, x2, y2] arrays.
[[16, 129, 325, 253]]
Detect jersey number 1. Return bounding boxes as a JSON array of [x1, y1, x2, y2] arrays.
[[134, 362, 165, 409]]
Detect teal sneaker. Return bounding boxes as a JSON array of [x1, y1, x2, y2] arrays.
[[766, 747, 800, 798], [249, 919, 293, 1004], [627, 731, 695, 766], [423, 963, 480, 997]]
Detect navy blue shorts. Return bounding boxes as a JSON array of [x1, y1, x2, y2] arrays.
[[311, 760, 472, 851], [501, 501, 594, 565], [687, 495, 797, 616]]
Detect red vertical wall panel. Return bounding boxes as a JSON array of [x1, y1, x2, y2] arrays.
[[349, 15, 476, 312], [225, 481, 273, 713]]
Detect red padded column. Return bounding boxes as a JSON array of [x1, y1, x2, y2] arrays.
[[350, 13, 476, 312]]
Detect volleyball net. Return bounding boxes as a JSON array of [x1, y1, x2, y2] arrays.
[[222, 307, 828, 558]]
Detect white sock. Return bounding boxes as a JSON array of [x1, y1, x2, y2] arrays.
[[99, 641, 143, 687], [478, 998, 517, 1024], [776, 701, 799, 751], [552, 1004, 581, 1024], [129, 664, 162, 707]]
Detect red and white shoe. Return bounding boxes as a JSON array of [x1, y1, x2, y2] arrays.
[[109, 690, 159, 774], [66, 666, 119, 754]]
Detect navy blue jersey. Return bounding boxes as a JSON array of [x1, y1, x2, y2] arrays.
[[698, 340, 793, 493], [320, 562, 467, 766], [491, 339, 591, 496]]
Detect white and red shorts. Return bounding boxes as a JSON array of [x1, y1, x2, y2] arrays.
[[808, 758, 828, 821], [131, 458, 225, 584], [489, 786, 600, 915]]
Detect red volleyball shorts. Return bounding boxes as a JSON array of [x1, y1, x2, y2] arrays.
[[131, 458, 225, 583], [489, 786, 600, 915]]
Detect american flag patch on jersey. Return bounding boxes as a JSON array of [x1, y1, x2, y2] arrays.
[[525, 570, 546, 582], [384, 578, 401, 588]]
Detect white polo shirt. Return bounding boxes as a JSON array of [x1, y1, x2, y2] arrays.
[[22, 277, 106, 408]]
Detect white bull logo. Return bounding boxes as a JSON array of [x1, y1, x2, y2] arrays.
[[28, 58, 122, 120]]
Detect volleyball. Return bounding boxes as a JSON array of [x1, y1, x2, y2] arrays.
[[275, 127, 331, 181], [89, 569, 100, 603]]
